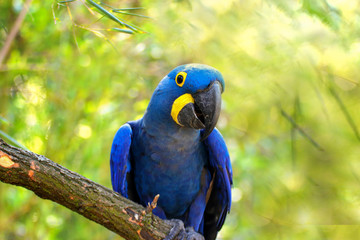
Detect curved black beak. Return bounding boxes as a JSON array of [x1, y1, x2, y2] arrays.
[[177, 81, 222, 141], [193, 81, 222, 141]]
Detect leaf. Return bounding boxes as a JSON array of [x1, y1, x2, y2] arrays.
[[57, 0, 76, 3], [112, 10, 150, 19], [112, 7, 145, 11], [85, 0, 140, 32], [110, 28, 134, 34], [0, 130, 28, 150], [0, 116, 9, 126], [302, 0, 342, 30]]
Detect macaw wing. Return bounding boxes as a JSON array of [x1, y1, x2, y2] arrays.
[[202, 128, 233, 240], [110, 123, 138, 201]]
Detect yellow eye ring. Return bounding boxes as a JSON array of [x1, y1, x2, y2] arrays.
[[175, 72, 187, 87]]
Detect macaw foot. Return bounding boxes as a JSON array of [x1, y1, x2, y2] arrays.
[[184, 226, 205, 240], [164, 219, 205, 240]]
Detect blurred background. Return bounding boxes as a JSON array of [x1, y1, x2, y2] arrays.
[[1, 0, 360, 239]]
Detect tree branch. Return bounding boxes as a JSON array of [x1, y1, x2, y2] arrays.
[[0, 138, 171, 240], [0, 0, 33, 68]]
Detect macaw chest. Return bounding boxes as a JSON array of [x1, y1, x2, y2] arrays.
[[131, 135, 208, 218]]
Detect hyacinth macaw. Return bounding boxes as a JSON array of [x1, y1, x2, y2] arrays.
[[110, 64, 232, 240]]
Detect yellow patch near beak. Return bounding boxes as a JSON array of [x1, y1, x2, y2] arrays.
[[171, 93, 194, 126]]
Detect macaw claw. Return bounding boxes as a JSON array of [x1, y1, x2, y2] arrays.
[[164, 219, 205, 240]]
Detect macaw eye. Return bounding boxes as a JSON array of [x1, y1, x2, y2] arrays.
[[175, 72, 187, 87]]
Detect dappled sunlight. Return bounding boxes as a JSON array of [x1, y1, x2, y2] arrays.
[[76, 124, 92, 139], [1, 0, 360, 239]]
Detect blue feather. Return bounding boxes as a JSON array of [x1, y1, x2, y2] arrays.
[[202, 128, 232, 235], [204, 128, 233, 212], [110, 64, 232, 240], [110, 123, 132, 197]]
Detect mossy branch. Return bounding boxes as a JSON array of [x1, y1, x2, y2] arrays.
[[0, 138, 171, 240]]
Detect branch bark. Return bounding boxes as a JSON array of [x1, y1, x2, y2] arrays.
[[0, 138, 171, 240]]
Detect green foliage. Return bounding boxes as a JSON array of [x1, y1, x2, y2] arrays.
[[1, 0, 360, 239], [84, 0, 143, 33], [302, 0, 342, 30]]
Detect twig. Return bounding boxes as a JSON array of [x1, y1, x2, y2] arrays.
[[51, 1, 58, 24], [280, 107, 324, 151], [143, 194, 160, 215], [65, 2, 79, 50], [328, 86, 360, 141], [314, 67, 360, 141], [290, 97, 299, 169], [0, 0, 33, 68]]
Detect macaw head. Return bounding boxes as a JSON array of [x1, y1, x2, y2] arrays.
[[144, 63, 225, 140]]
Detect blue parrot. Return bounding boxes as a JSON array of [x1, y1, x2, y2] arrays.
[[110, 64, 232, 240]]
